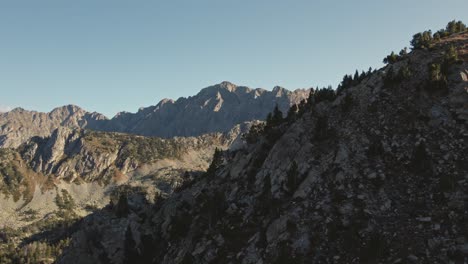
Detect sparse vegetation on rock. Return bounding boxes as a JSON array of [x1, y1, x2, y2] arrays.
[[411, 20, 467, 50]]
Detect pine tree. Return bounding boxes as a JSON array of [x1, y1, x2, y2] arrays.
[[115, 192, 129, 218], [314, 87, 336, 103], [399, 47, 408, 56], [286, 161, 299, 194], [428, 63, 447, 90], [398, 65, 412, 80], [410, 30, 433, 50], [353, 70, 360, 85], [266, 112, 272, 124], [457, 21, 467, 32], [444, 44, 459, 65], [306, 89, 314, 107], [297, 99, 307, 116], [287, 104, 299, 121], [206, 148, 223, 177], [383, 51, 399, 64], [447, 20, 457, 34], [272, 104, 283, 125], [429, 63, 443, 82]]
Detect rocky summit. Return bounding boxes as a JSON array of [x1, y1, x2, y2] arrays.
[[101, 82, 310, 138], [0, 21, 467, 264]]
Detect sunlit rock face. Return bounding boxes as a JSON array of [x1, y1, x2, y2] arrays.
[[100, 81, 310, 138]]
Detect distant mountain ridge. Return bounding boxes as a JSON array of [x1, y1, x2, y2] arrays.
[[0, 82, 310, 148], [99, 81, 310, 137]]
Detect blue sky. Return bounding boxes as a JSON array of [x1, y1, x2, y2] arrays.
[[1, 0, 467, 118]]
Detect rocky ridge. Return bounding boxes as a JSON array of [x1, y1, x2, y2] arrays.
[[0, 83, 309, 148], [101, 82, 310, 138]]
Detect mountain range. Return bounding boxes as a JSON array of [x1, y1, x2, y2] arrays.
[[0, 82, 309, 148]]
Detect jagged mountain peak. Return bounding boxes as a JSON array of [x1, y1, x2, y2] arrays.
[[198, 81, 250, 96], [218, 80, 239, 91], [50, 104, 83, 113], [49, 105, 108, 120], [158, 98, 176, 105], [99, 82, 310, 137], [8, 107, 27, 113]]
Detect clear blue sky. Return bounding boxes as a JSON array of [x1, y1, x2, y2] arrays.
[[1, 0, 467, 117]]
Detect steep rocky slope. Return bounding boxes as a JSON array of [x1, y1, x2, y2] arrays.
[[0, 123, 246, 231], [57, 31, 468, 263], [0, 83, 309, 148]]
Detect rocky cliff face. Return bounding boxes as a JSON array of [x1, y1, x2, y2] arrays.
[[18, 127, 235, 183], [0, 83, 309, 148], [0, 122, 247, 232], [57, 32, 468, 263], [0, 105, 107, 148]]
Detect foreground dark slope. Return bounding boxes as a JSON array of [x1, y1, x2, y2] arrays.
[[58, 32, 468, 263]]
